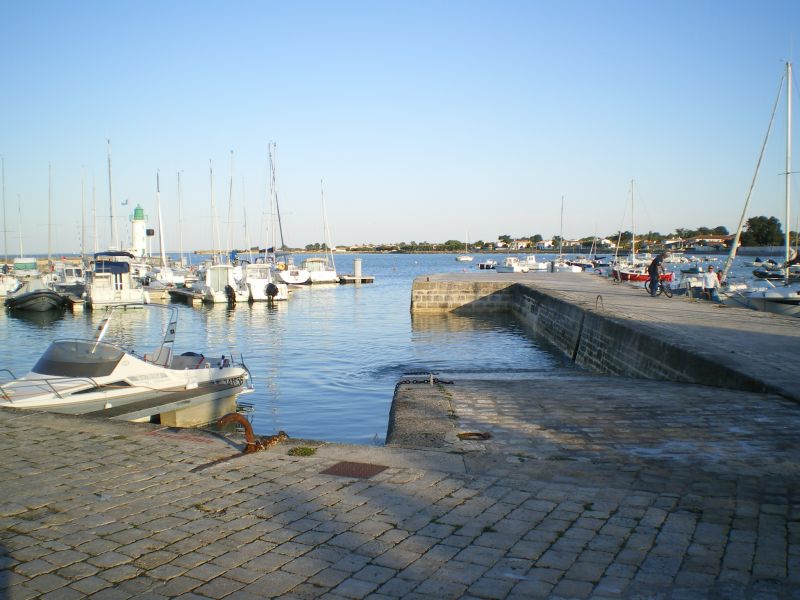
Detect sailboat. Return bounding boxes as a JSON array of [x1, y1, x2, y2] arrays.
[[456, 232, 473, 262], [720, 61, 800, 317], [551, 196, 583, 273], [302, 180, 339, 283]]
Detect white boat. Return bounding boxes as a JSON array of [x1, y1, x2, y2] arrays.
[[303, 180, 339, 283], [496, 256, 529, 273], [477, 259, 497, 270], [456, 231, 473, 262], [276, 259, 311, 285], [524, 255, 550, 272], [197, 263, 250, 304], [85, 251, 150, 308], [0, 304, 252, 417], [12, 257, 39, 279], [46, 261, 86, 296], [242, 260, 289, 301], [551, 258, 584, 273], [303, 256, 339, 283]]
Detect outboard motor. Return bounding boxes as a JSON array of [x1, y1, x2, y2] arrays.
[[224, 284, 236, 304], [265, 283, 279, 298]]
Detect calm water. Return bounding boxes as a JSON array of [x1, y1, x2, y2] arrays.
[[0, 252, 765, 444]]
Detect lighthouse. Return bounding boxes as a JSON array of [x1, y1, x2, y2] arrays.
[[129, 204, 148, 258]]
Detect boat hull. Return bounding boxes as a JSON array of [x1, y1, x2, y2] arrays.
[[4, 290, 66, 312]]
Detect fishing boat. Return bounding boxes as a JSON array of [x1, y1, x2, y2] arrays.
[[4, 277, 66, 312], [0, 304, 253, 417]]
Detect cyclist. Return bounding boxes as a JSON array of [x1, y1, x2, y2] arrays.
[[647, 253, 668, 297]]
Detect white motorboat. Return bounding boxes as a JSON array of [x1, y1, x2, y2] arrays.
[[242, 261, 289, 301], [0, 304, 253, 417], [85, 251, 150, 308], [0, 273, 21, 297], [523, 255, 549, 271], [197, 264, 250, 304], [46, 261, 86, 296], [496, 256, 529, 273], [302, 256, 339, 284], [477, 259, 497, 270]]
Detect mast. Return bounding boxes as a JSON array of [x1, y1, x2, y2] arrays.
[[209, 160, 222, 264], [17, 194, 22, 257], [1, 156, 6, 266], [321, 179, 335, 270], [156, 171, 166, 268], [270, 143, 286, 251], [47, 162, 52, 265], [630, 180, 636, 261], [559, 195, 564, 256], [107, 139, 118, 249], [226, 150, 234, 262], [177, 171, 185, 267], [785, 61, 793, 283], [721, 69, 784, 283], [92, 177, 98, 254], [80, 168, 85, 261]]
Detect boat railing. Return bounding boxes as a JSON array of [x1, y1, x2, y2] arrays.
[[1, 375, 98, 403]]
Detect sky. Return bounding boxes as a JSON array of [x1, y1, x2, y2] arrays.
[[3, 0, 800, 255]]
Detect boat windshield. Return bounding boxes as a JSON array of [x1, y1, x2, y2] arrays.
[[32, 340, 125, 377]]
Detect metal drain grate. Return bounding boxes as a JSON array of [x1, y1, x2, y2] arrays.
[[320, 461, 388, 479]]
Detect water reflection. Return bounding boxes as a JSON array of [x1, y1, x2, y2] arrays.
[[6, 308, 66, 329]]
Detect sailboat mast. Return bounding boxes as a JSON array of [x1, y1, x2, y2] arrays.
[[631, 180, 636, 261], [177, 171, 185, 267], [107, 139, 118, 250], [270, 143, 286, 251], [156, 171, 166, 268], [1, 156, 6, 266], [785, 61, 793, 283], [92, 177, 98, 254], [209, 160, 222, 263], [47, 162, 52, 265], [80, 168, 86, 261], [559, 196, 564, 255], [321, 179, 335, 270]]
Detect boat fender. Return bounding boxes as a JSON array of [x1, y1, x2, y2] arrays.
[[265, 283, 279, 298]]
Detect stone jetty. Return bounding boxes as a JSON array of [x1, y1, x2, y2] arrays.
[[0, 271, 798, 599]]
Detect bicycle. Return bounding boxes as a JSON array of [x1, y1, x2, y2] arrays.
[[644, 279, 673, 298]]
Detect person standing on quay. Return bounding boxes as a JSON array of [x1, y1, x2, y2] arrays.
[[648, 252, 667, 296]]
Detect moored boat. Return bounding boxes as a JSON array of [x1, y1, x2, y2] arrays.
[[4, 277, 66, 312], [0, 304, 253, 418]]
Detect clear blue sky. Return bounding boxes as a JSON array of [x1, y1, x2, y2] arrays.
[[2, 0, 800, 255]]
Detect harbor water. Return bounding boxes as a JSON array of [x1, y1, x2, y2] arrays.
[[0, 252, 768, 444]]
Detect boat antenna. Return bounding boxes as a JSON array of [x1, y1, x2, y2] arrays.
[[721, 68, 785, 283]]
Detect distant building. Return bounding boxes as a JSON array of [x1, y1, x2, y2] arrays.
[[536, 240, 554, 250], [512, 239, 531, 250]]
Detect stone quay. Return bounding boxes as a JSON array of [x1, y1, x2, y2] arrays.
[[0, 271, 798, 599]]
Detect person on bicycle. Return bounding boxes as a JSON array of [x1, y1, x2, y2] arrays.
[[647, 252, 668, 296]]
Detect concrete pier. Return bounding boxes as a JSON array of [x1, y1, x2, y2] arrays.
[[411, 272, 800, 402]]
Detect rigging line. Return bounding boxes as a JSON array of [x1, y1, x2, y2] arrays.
[[722, 69, 786, 282]]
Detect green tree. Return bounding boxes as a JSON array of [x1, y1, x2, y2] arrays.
[[531, 234, 543, 243], [740, 216, 784, 246]]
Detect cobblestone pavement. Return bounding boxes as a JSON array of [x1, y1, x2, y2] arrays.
[[2, 371, 800, 599]]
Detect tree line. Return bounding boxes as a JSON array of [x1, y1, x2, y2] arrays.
[[302, 216, 796, 252]]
